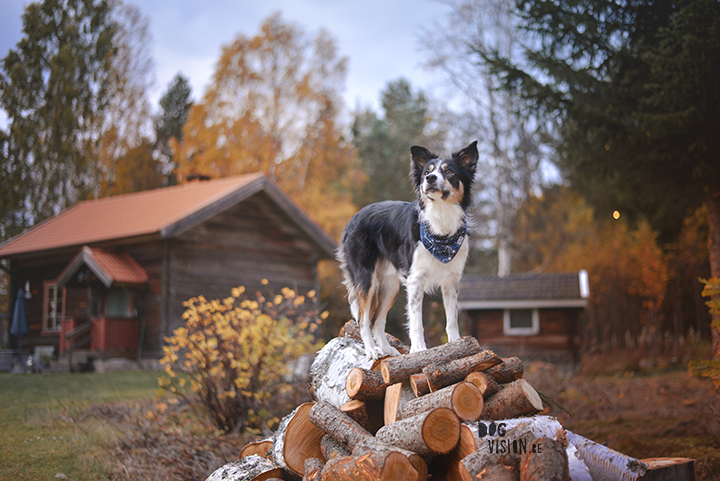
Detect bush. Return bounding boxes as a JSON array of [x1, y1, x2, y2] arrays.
[[689, 277, 720, 388], [159, 282, 326, 433]]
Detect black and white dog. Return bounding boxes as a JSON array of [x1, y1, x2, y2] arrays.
[[337, 141, 478, 359]]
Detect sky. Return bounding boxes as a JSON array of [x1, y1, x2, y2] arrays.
[[0, 0, 453, 121]]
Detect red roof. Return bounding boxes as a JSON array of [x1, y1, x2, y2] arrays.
[[0, 173, 309, 258], [56, 246, 149, 288]]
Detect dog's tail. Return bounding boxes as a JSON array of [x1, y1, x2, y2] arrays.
[[336, 240, 359, 322]]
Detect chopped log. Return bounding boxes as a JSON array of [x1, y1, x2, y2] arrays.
[[410, 373, 431, 397], [240, 438, 273, 459], [271, 402, 325, 477], [379, 336, 483, 385], [339, 319, 411, 354], [640, 457, 695, 481], [384, 381, 416, 425], [205, 455, 285, 481], [399, 381, 484, 422], [308, 337, 374, 407], [346, 367, 388, 401], [321, 451, 419, 481], [341, 400, 372, 432], [465, 371, 501, 399], [353, 438, 428, 481], [321, 434, 350, 461], [303, 457, 324, 481], [483, 379, 544, 420], [520, 437, 569, 481], [422, 350, 502, 392], [375, 407, 461, 457], [485, 357, 524, 384], [429, 423, 477, 481], [308, 401, 373, 452]]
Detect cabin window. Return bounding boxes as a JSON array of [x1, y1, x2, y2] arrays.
[[43, 282, 64, 333], [503, 308, 539, 335], [107, 288, 133, 318]]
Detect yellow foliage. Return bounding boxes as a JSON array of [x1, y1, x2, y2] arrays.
[[159, 283, 324, 433]]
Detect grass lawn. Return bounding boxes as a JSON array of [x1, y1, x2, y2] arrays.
[[0, 370, 162, 480]]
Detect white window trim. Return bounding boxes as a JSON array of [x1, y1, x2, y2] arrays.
[[503, 308, 540, 336]]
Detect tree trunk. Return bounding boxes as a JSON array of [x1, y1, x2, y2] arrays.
[[485, 357, 524, 384], [375, 407, 461, 457], [384, 381, 416, 425], [465, 371, 501, 399], [205, 455, 285, 481], [308, 401, 373, 452], [422, 350, 502, 392], [346, 367, 388, 401], [271, 402, 325, 477], [519, 437, 569, 481], [379, 337, 483, 384], [483, 379, 543, 420], [240, 438, 273, 459], [321, 451, 419, 481], [399, 381, 484, 422]]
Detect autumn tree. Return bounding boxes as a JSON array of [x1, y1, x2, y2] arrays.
[[175, 12, 362, 238], [514, 186, 668, 352], [423, 0, 554, 277], [351, 78, 446, 207]]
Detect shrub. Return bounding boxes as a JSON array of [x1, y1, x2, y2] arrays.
[[689, 277, 720, 388], [159, 282, 326, 433]]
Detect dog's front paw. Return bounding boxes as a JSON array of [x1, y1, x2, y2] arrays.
[[364, 344, 386, 360], [409, 342, 427, 354]]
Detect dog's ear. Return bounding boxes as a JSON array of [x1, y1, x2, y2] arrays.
[[410, 146, 434, 171], [455, 141, 478, 174]]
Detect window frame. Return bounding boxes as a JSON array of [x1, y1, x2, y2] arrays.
[[503, 308, 540, 336], [43, 281, 65, 334]]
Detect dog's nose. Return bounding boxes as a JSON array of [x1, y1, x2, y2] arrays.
[[426, 173, 437, 184]]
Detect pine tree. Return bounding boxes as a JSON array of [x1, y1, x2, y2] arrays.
[[155, 73, 192, 182]]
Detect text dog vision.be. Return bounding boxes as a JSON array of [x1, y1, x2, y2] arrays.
[[478, 422, 543, 455]]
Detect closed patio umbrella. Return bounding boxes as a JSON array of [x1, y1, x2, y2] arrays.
[[10, 288, 28, 350]]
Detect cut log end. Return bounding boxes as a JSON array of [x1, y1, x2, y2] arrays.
[[422, 407, 462, 455], [451, 382, 485, 422], [483, 379, 544, 420]]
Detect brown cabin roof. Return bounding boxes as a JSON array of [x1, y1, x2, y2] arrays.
[[459, 271, 589, 309], [0, 173, 337, 259]]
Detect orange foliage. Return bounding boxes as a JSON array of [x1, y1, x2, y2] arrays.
[[514, 186, 668, 349], [173, 13, 363, 238]]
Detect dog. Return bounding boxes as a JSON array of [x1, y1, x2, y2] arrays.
[[337, 141, 478, 359]]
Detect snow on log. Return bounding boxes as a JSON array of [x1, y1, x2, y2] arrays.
[[308, 337, 374, 407]]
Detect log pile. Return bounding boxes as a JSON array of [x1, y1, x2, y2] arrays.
[[206, 322, 695, 481]]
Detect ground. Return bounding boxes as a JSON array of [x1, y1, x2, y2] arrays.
[[1, 363, 718, 480], [525, 361, 720, 480]]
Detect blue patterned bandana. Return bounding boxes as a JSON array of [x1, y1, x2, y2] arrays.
[[420, 221, 467, 264]]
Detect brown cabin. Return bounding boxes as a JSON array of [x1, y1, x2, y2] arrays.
[[0, 174, 336, 364], [459, 271, 589, 363]]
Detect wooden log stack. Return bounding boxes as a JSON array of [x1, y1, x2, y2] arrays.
[[206, 324, 695, 481]]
